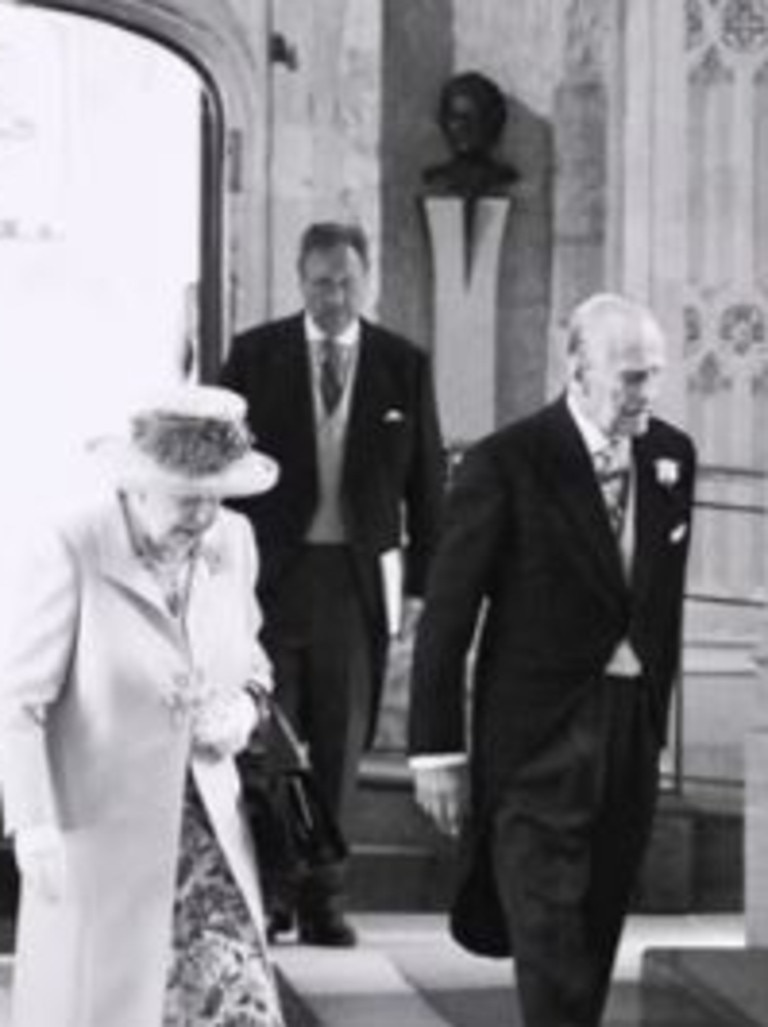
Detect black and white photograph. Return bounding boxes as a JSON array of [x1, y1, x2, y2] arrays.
[[0, 2, 763, 1025]]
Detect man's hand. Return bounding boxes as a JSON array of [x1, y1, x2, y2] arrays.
[[412, 762, 468, 837], [15, 826, 68, 903]]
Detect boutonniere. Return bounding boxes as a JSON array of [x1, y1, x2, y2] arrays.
[[654, 458, 680, 488]]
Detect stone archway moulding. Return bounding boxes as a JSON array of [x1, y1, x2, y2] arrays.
[[14, 0, 271, 356]]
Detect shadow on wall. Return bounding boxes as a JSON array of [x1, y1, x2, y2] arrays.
[[495, 92, 554, 424], [380, 16, 554, 429]]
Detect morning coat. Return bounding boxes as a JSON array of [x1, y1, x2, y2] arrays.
[[221, 313, 445, 741], [409, 396, 696, 955]]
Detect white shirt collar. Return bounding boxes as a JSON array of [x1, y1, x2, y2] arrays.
[[566, 387, 630, 463], [304, 314, 360, 348]]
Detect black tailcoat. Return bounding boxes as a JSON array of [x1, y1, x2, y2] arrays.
[[222, 314, 444, 742], [409, 396, 696, 954]]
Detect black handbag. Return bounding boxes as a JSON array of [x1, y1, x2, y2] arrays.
[[236, 698, 347, 875]]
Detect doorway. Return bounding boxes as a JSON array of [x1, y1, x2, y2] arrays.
[[0, 6, 207, 611]]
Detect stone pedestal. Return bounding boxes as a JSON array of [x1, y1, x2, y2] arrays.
[[422, 196, 510, 445]]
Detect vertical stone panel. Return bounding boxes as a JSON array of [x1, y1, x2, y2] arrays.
[[689, 47, 737, 292], [453, 0, 559, 421], [754, 61, 768, 292], [268, 0, 382, 316], [379, 0, 453, 352], [423, 196, 510, 443], [547, 0, 615, 395]]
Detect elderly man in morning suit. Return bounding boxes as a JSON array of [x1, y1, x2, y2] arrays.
[[221, 221, 444, 947], [409, 294, 696, 1026]]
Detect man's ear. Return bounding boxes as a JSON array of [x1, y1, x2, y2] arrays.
[[567, 351, 586, 385]]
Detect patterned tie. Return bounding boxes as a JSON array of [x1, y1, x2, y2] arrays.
[[594, 440, 630, 535], [319, 337, 344, 414]]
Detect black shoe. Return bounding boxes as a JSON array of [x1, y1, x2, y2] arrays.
[[267, 908, 295, 944], [298, 913, 358, 948]]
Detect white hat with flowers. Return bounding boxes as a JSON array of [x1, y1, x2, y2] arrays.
[[90, 384, 278, 497]]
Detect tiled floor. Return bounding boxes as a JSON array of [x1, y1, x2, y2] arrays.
[[352, 913, 747, 1026], [0, 913, 750, 1026], [271, 912, 750, 1025]]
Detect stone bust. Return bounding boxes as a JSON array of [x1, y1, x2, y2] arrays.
[[422, 71, 519, 199]]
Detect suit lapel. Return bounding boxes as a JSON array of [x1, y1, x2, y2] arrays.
[[276, 324, 319, 499], [631, 433, 668, 602], [342, 324, 378, 488], [537, 398, 627, 602], [292, 326, 319, 466]]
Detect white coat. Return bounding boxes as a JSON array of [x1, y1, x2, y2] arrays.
[[0, 495, 272, 1027]]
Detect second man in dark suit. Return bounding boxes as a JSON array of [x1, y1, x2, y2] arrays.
[[409, 294, 696, 1025], [221, 221, 444, 946]]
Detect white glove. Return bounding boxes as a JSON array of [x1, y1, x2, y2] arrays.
[[193, 689, 258, 760], [14, 825, 68, 903]]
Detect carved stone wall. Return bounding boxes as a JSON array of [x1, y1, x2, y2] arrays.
[[609, 0, 768, 796], [266, 0, 383, 318], [546, 0, 617, 392]]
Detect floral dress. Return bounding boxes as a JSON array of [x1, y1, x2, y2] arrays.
[[162, 779, 284, 1027], [121, 509, 284, 1027]]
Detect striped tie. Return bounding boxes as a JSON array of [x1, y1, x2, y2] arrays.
[[320, 337, 343, 414], [594, 441, 630, 535]]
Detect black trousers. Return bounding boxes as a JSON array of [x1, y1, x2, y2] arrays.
[[266, 545, 373, 918], [491, 675, 659, 1027]]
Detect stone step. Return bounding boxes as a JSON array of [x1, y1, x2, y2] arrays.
[[349, 758, 744, 915], [348, 842, 454, 912], [642, 947, 767, 1026]]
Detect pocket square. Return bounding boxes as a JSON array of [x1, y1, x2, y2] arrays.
[[383, 408, 405, 423], [669, 522, 688, 544]]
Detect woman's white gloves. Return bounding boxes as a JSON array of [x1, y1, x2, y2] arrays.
[[192, 686, 261, 760], [14, 825, 68, 903]]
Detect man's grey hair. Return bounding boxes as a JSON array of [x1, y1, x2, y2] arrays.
[[566, 293, 665, 359]]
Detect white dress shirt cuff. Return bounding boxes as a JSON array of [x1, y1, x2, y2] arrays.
[[409, 753, 467, 770]]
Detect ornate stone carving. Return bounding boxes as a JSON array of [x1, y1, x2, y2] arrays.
[[721, 0, 768, 52], [690, 350, 733, 393], [692, 44, 734, 88], [684, 304, 704, 355], [687, 0, 707, 49], [750, 359, 768, 394], [564, 0, 609, 80], [720, 303, 766, 353]]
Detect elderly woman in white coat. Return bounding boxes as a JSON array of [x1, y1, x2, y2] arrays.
[[0, 385, 286, 1027]]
